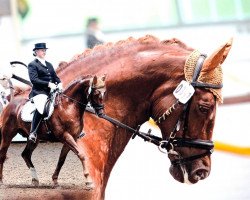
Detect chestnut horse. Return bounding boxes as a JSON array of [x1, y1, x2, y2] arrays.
[[52, 35, 232, 200], [0, 75, 106, 187], [0, 35, 232, 200]]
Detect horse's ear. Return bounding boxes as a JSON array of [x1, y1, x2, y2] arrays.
[[202, 38, 233, 73]]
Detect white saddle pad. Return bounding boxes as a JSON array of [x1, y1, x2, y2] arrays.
[[21, 100, 55, 122], [21, 101, 36, 122]]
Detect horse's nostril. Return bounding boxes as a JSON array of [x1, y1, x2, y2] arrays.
[[191, 169, 209, 182]]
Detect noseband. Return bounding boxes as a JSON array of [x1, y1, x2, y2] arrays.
[[156, 54, 222, 166]]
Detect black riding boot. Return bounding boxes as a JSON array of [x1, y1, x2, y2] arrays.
[[28, 110, 43, 143]]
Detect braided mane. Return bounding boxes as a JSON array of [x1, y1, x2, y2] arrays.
[[56, 35, 192, 73]]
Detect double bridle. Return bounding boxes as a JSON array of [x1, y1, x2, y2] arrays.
[[89, 53, 222, 166], [82, 53, 222, 166], [154, 54, 222, 166], [54, 80, 104, 113]]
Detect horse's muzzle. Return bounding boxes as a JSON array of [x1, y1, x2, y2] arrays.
[[189, 167, 209, 183], [169, 158, 211, 184]]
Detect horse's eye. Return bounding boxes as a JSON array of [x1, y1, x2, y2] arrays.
[[198, 105, 210, 114]]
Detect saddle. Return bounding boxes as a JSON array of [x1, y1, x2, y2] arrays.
[[21, 91, 59, 122]]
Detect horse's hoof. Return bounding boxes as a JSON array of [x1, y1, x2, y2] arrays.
[[52, 184, 61, 189], [52, 181, 60, 189], [85, 182, 94, 190], [32, 178, 39, 187]]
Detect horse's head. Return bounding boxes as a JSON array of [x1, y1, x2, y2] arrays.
[[62, 74, 106, 109], [89, 75, 106, 116], [151, 39, 233, 184]]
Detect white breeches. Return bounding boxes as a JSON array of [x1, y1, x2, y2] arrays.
[[32, 94, 48, 114]]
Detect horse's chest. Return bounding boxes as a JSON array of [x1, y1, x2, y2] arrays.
[[62, 116, 82, 130], [52, 104, 83, 135]]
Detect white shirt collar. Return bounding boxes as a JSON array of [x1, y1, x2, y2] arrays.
[[36, 57, 46, 66]]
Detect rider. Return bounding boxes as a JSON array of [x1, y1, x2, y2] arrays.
[[28, 43, 62, 143]]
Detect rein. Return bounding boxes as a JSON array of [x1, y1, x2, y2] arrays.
[[58, 84, 104, 112], [85, 106, 213, 159], [61, 93, 89, 107]]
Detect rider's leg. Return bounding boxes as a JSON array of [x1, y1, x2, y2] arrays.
[[28, 110, 43, 143]]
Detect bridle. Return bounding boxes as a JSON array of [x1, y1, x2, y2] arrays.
[[155, 54, 222, 166], [85, 53, 222, 166], [55, 79, 105, 113], [82, 53, 222, 166]]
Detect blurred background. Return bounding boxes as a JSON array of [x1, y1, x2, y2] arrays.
[[0, 0, 250, 199]]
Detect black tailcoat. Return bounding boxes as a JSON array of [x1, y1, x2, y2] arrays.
[[28, 59, 61, 98]]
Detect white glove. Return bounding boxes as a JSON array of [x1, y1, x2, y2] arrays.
[[48, 82, 57, 90], [0, 71, 12, 80], [58, 82, 63, 92]]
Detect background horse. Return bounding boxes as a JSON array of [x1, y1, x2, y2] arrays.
[[54, 35, 232, 200], [0, 75, 106, 188]]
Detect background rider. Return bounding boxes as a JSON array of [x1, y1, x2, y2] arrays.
[[28, 42, 62, 143]]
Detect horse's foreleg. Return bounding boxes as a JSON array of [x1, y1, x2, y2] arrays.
[[0, 145, 8, 185], [0, 129, 16, 185], [21, 141, 39, 186], [0, 144, 8, 185], [63, 132, 94, 188], [52, 144, 70, 187]]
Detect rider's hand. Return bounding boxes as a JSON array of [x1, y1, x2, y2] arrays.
[[48, 82, 57, 90], [58, 82, 63, 92]]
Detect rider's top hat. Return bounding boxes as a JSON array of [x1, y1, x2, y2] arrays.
[[33, 43, 48, 51]]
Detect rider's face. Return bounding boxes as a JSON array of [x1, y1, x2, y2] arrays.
[[35, 49, 46, 59]]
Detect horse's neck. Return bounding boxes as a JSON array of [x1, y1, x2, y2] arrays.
[[63, 82, 88, 113], [60, 49, 185, 126], [57, 41, 190, 192]]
